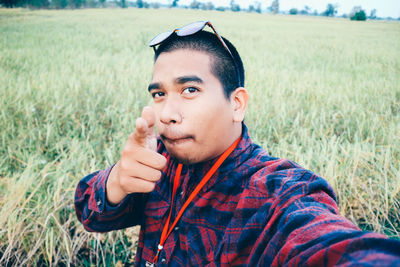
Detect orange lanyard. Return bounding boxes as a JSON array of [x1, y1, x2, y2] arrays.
[[152, 137, 241, 264]]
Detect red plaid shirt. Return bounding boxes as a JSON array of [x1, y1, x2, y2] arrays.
[[75, 124, 400, 266]]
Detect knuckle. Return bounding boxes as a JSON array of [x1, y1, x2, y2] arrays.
[[133, 147, 141, 157], [142, 182, 155, 193], [161, 156, 167, 165], [120, 157, 135, 172], [157, 156, 167, 169], [119, 177, 129, 190], [121, 146, 133, 159], [119, 158, 128, 171], [154, 170, 162, 181]]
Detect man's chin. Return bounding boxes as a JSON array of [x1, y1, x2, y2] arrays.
[[161, 138, 196, 163], [166, 149, 201, 165]]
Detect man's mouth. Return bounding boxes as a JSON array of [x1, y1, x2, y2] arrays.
[[160, 134, 194, 146]]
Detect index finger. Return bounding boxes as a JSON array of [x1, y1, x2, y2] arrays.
[[141, 106, 155, 136], [131, 117, 149, 147]]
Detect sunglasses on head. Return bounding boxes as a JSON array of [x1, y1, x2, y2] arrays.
[[149, 20, 242, 87]]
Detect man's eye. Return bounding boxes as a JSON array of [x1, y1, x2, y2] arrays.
[[151, 92, 165, 98], [182, 87, 199, 94]]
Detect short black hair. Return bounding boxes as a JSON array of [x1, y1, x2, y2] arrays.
[[153, 30, 245, 99]]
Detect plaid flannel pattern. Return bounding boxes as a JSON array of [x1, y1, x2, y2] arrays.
[[75, 124, 400, 266]]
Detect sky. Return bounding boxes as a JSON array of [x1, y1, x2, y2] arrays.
[[164, 0, 400, 18]]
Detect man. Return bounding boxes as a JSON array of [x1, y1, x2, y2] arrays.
[[75, 21, 400, 266]]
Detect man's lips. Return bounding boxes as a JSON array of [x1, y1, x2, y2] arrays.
[[160, 134, 194, 145]]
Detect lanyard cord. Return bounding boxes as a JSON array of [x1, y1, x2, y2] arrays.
[[152, 137, 241, 264]]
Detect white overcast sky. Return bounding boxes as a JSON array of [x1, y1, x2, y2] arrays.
[[161, 0, 400, 18]]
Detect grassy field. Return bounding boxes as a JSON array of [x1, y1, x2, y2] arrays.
[[0, 7, 399, 266]]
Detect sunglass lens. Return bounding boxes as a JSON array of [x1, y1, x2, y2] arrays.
[[149, 30, 174, 47], [177, 21, 207, 36]]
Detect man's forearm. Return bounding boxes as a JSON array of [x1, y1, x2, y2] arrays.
[[74, 166, 146, 232]]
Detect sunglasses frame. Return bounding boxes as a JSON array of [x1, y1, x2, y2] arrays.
[[149, 21, 242, 87]]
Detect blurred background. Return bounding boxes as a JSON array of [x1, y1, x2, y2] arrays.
[[0, 0, 399, 266]]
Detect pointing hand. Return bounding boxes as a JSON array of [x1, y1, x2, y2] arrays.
[[106, 106, 167, 205]]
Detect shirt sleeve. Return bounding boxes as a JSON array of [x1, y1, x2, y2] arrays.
[[74, 165, 147, 232], [246, 169, 400, 266]]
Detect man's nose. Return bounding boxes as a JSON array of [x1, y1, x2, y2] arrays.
[[159, 96, 182, 125]]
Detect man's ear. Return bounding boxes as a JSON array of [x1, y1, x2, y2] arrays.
[[230, 87, 249, 122]]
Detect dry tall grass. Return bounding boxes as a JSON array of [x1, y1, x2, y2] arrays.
[[0, 8, 399, 266]]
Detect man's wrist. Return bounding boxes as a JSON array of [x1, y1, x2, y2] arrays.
[[106, 163, 127, 205]]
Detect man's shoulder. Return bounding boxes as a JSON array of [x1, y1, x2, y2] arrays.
[[238, 142, 335, 201], [240, 142, 306, 181]]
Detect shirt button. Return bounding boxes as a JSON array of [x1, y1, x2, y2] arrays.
[[174, 227, 179, 231], [161, 258, 166, 263], [96, 200, 102, 206], [180, 191, 183, 196]]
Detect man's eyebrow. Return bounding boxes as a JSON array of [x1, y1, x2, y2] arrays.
[[175, 75, 204, 84], [148, 82, 161, 92], [148, 76, 203, 91]]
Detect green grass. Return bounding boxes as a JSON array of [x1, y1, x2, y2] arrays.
[[0, 8, 399, 266]]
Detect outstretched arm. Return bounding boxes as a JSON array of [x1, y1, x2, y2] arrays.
[[250, 170, 400, 266]]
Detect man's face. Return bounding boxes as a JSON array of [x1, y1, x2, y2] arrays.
[[148, 49, 241, 164]]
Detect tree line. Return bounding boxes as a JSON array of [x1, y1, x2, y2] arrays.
[[1, 0, 397, 21], [288, 4, 376, 21]]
